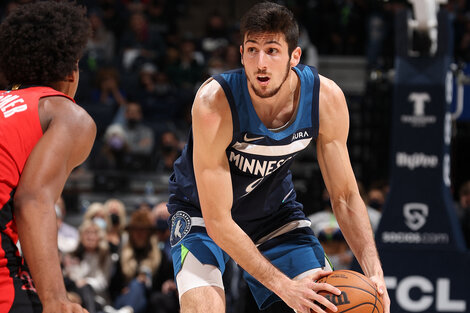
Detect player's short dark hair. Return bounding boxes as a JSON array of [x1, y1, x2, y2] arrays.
[[240, 1, 299, 55], [0, 1, 91, 86]]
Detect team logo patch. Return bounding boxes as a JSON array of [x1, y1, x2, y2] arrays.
[[170, 211, 192, 247]]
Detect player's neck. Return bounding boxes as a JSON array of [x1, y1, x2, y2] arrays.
[[251, 70, 300, 129]]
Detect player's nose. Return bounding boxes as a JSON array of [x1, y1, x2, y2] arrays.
[[256, 51, 268, 70]]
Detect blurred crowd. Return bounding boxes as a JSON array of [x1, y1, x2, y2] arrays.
[[1, 0, 470, 312], [0, 0, 469, 180]]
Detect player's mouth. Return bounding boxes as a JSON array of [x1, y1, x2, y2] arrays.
[[256, 75, 270, 86]]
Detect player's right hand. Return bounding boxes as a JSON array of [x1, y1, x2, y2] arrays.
[[42, 299, 90, 313], [278, 270, 341, 313]]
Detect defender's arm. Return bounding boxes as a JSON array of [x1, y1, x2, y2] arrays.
[[14, 96, 96, 312]]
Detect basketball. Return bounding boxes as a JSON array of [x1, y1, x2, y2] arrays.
[[316, 270, 383, 313]]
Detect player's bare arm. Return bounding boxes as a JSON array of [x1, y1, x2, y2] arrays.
[[14, 96, 96, 313], [192, 79, 340, 313], [316, 76, 391, 313]]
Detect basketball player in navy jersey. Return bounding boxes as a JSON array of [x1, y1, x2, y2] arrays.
[[0, 2, 95, 312], [168, 2, 390, 313]]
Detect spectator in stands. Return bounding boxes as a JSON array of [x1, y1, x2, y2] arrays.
[[223, 44, 241, 71], [158, 130, 183, 173], [365, 186, 384, 232], [92, 67, 127, 125], [201, 12, 229, 58], [166, 38, 204, 92], [84, 9, 116, 68], [151, 201, 171, 262], [129, 66, 187, 142], [120, 12, 166, 71], [104, 198, 128, 254], [84, 202, 109, 231], [121, 101, 155, 157], [109, 209, 174, 313], [94, 124, 132, 171], [56, 196, 80, 254], [63, 220, 112, 313]]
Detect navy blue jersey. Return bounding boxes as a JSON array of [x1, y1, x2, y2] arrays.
[[168, 64, 320, 242]]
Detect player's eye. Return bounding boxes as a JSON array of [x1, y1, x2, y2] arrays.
[[247, 47, 257, 53], [267, 48, 278, 54]]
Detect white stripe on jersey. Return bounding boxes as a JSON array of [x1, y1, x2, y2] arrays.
[[232, 138, 312, 156]]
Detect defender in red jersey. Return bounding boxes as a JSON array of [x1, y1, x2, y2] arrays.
[[0, 2, 94, 313]]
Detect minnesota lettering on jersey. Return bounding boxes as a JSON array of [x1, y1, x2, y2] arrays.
[[229, 152, 293, 177], [0, 94, 27, 118]]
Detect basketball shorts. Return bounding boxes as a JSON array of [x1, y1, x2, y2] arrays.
[[0, 265, 42, 313], [170, 213, 325, 310]]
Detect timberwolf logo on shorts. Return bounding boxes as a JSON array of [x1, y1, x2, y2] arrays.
[[170, 211, 191, 247]]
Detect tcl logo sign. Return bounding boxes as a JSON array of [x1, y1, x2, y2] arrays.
[[386, 276, 467, 312]]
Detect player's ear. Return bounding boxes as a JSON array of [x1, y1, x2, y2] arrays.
[[240, 45, 244, 65], [290, 47, 301, 67]]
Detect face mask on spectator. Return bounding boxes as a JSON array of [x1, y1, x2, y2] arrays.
[[154, 83, 170, 95], [368, 200, 383, 210], [108, 136, 125, 150], [93, 217, 107, 230], [110, 213, 120, 226], [127, 118, 139, 129]]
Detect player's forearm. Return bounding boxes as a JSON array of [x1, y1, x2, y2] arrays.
[[205, 216, 291, 294], [331, 193, 383, 277], [15, 200, 68, 303]]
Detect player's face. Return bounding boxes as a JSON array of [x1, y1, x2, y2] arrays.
[[241, 32, 292, 98]]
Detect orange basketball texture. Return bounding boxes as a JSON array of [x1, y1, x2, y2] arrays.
[[315, 270, 383, 313]]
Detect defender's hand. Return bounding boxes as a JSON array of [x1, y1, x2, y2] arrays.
[[278, 270, 341, 313]]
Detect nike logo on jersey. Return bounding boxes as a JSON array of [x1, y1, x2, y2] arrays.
[[244, 133, 264, 142]]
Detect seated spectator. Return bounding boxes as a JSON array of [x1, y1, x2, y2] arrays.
[[109, 209, 171, 313], [104, 198, 128, 254], [94, 124, 132, 171], [158, 130, 183, 173], [92, 67, 127, 124], [56, 196, 79, 254], [201, 12, 229, 58], [166, 38, 204, 91], [150, 202, 171, 262], [120, 12, 166, 71], [84, 9, 116, 70], [84, 202, 109, 231], [121, 101, 155, 157], [365, 186, 384, 232], [63, 220, 112, 313]]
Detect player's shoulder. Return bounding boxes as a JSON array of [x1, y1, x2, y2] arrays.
[[318, 74, 344, 100], [39, 95, 95, 132], [193, 77, 230, 115], [318, 74, 347, 112]]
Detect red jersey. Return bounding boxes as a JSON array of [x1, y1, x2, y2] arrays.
[[0, 86, 74, 310]]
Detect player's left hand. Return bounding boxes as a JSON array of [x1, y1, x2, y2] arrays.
[[369, 275, 390, 313]]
